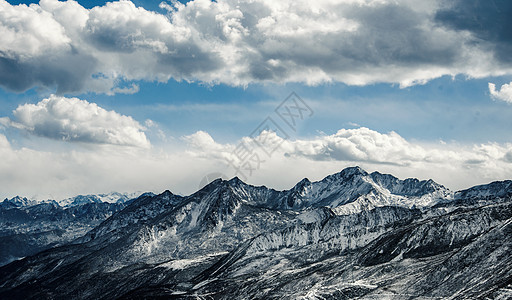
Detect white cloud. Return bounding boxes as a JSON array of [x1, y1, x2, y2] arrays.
[[0, 127, 511, 200], [7, 95, 150, 148], [0, 0, 70, 57], [144, 119, 156, 128], [110, 83, 140, 95], [183, 127, 496, 168], [284, 128, 427, 164], [183, 127, 512, 190], [182, 131, 232, 156], [0, 0, 509, 93], [489, 82, 512, 103], [0, 134, 222, 200]]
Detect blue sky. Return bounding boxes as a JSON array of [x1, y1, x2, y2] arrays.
[[1, 0, 512, 199]]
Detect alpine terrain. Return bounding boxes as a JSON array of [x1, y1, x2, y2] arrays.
[[0, 167, 511, 299]]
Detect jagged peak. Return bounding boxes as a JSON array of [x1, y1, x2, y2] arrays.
[[318, 166, 369, 184], [156, 190, 177, 202], [291, 178, 312, 192], [193, 178, 225, 195], [370, 171, 446, 188], [228, 176, 248, 187], [1, 196, 36, 207], [5, 195, 29, 202], [298, 177, 311, 184], [229, 176, 242, 183], [160, 190, 173, 196], [340, 166, 368, 176], [191, 177, 248, 201], [138, 192, 156, 198], [369, 170, 397, 179]]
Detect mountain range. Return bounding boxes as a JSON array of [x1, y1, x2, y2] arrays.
[[0, 167, 511, 299], [0, 192, 151, 266], [0, 191, 144, 209]]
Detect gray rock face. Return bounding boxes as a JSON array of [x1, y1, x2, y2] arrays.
[[0, 167, 510, 299]]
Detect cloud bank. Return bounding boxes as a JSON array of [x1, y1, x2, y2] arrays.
[[0, 0, 511, 94], [2, 95, 150, 148], [0, 125, 511, 200], [180, 128, 512, 191], [184, 128, 512, 169]]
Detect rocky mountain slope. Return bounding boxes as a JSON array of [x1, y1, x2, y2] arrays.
[[0, 167, 510, 299]]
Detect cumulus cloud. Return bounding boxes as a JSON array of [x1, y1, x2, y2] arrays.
[[285, 128, 426, 164], [489, 82, 512, 103], [182, 131, 233, 159], [183, 127, 488, 167], [0, 0, 510, 94], [7, 95, 150, 148]]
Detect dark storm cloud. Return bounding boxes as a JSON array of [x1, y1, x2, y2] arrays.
[[435, 0, 512, 64], [0, 52, 98, 94], [255, 3, 458, 73]]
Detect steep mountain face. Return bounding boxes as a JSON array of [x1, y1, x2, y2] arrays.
[[0, 167, 510, 299]]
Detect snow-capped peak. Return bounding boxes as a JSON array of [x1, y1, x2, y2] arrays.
[[57, 191, 145, 207], [0, 196, 37, 208], [264, 167, 453, 213], [184, 167, 451, 214]]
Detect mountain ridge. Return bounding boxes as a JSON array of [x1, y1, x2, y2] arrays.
[[1, 191, 151, 210]]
